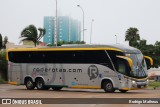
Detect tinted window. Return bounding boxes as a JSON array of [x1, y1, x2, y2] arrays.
[[8, 50, 113, 70], [85, 50, 113, 70], [107, 50, 124, 70], [117, 61, 126, 75]]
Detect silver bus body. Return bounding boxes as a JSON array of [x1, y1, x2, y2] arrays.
[[7, 44, 149, 92]]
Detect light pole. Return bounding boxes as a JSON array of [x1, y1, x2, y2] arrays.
[[79, 29, 87, 41], [90, 19, 94, 44], [54, 0, 58, 46], [77, 5, 85, 42], [115, 35, 117, 44]]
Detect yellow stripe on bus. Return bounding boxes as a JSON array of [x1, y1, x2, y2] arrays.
[[121, 86, 147, 90], [8, 82, 17, 85], [71, 86, 101, 89], [6, 47, 122, 61], [7, 47, 123, 52]]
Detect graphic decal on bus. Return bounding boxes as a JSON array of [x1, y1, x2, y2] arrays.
[[33, 68, 82, 73], [88, 65, 99, 80]]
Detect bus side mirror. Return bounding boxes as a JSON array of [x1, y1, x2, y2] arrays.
[[116, 56, 133, 72], [117, 56, 133, 68], [144, 56, 153, 70]]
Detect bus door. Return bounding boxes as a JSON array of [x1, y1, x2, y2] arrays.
[[116, 56, 133, 89]]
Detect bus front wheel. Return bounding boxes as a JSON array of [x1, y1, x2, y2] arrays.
[[103, 80, 115, 93], [25, 78, 35, 90]]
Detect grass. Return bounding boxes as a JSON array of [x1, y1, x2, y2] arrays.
[[0, 78, 6, 84], [148, 81, 160, 89], [0, 78, 4, 83]]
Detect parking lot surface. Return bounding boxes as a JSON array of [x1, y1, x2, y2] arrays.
[[0, 84, 160, 107]]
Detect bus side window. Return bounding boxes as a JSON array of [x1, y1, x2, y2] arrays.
[[8, 52, 13, 62], [107, 50, 124, 71], [117, 61, 126, 74], [84, 50, 113, 70], [73, 51, 85, 63]]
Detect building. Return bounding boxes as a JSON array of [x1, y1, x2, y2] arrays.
[[43, 16, 54, 45], [148, 69, 160, 82], [58, 16, 70, 42], [43, 16, 81, 45], [70, 19, 81, 42]]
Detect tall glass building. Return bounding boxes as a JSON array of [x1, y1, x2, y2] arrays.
[[43, 16, 54, 45], [43, 16, 81, 45]]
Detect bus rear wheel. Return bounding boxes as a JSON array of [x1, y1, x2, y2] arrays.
[[36, 78, 45, 90], [25, 78, 35, 90], [52, 87, 63, 91], [103, 80, 115, 93]]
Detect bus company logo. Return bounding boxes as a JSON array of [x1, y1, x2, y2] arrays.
[[2, 99, 11, 104], [88, 65, 99, 80]]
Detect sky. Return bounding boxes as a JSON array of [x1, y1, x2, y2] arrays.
[[0, 0, 160, 45]]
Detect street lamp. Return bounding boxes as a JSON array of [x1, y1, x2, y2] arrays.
[[54, 0, 58, 46], [79, 29, 87, 41], [77, 5, 85, 42], [90, 19, 94, 44], [115, 35, 117, 44]]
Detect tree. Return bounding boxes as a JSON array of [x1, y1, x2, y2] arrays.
[[138, 41, 159, 68], [0, 34, 2, 49], [125, 27, 140, 47], [20, 25, 46, 47], [153, 41, 160, 68], [124, 27, 160, 68], [137, 39, 147, 50], [37, 28, 46, 44], [3, 36, 8, 49], [0, 50, 7, 80], [154, 41, 160, 47]]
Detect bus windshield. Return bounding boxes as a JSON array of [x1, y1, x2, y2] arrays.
[[126, 53, 148, 78]]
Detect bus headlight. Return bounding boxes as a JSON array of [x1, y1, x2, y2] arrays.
[[132, 81, 136, 84], [147, 79, 149, 84]]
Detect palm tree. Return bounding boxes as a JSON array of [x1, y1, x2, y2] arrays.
[[125, 27, 140, 47], [37, 28, 46, 41], [19, 25, 46, 47]]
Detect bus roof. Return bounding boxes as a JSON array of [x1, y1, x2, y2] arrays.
[[7, 44, 141, 53]]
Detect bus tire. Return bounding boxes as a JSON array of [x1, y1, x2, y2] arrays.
[[25, 78, 35, 90], [119, 90, 128, 93], [103, 80, 115, 93], [36, 78, 45, 90], [52, 87, 63, 91]]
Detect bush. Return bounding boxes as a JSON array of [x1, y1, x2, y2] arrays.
[[148, 81, 160, 89], [0, 50, 7, 81]]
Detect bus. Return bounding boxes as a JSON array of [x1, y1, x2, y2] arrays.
[[7, 44, 153, 93]]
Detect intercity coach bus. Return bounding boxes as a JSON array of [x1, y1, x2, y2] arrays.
[[7, 44, 153, 93]]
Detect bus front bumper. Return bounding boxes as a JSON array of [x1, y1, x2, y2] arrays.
[[120, 79, 149, 90], [131, 79, 149, 88]]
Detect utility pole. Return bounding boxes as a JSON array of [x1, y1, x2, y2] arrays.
[[90, 19, 94, 44], [54, 0, 58, 46]]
